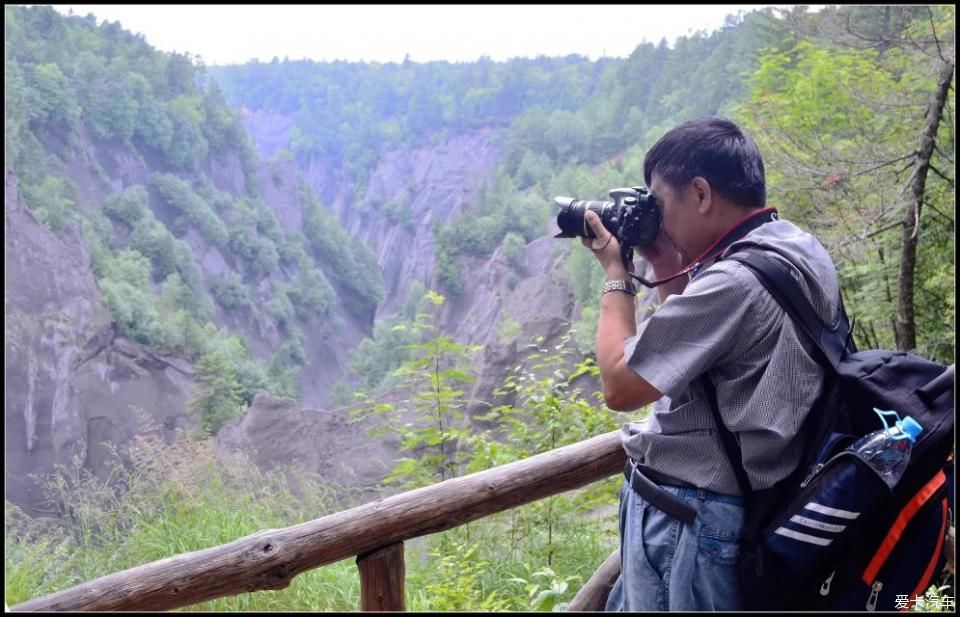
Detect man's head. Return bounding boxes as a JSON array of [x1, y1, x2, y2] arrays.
[[642, 117, 767, 263]]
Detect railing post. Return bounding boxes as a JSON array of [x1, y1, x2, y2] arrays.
[[357, 542, 405, 611], [567, 548, 620, 611]]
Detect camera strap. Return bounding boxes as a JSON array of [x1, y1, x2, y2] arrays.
[[630, 207, 780, 288]]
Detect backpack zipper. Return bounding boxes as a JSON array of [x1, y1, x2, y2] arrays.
[[800, 449, 886, 489], [800, 462, 825, 489], [866, 580, 882, 611], [820, 570, 835, 596]]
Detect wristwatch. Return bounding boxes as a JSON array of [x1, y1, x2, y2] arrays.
[[601, 279, 637, 297]]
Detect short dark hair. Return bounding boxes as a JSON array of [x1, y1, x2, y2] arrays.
[[643, 117, 766, 209]]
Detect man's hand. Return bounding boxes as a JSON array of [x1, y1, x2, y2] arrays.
[[635, 227, 684, 279], [581, 210, 631, 279], [580, 211, 664, 411]]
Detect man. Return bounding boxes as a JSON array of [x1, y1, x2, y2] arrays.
[[584, 117, 842, 611]]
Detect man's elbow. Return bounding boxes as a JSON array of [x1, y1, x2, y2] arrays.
[[603, 388, 641, 412], [601, 372, 661, 412]]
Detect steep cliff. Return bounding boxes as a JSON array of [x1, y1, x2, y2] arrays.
[[240, 111, 502, 321], [5, 169, 195, 516], [4, 119, 372, 515], [242, 112, 660, 386]]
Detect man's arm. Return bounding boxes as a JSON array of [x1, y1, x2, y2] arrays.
[[595, 287, 662, 411], [582, 210, 666, 412]]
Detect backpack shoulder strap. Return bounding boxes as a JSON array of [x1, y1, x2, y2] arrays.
[[724, 249, 851, 371], [703, 376, 754, 498], [701, 248, 850, 499]]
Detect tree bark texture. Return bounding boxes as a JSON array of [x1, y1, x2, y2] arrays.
[[896, 58, 954, 352]]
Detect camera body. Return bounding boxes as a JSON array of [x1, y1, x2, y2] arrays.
[[554, 186, 661, 246]]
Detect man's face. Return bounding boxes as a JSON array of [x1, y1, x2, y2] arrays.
[[649, 173, 704, 264]]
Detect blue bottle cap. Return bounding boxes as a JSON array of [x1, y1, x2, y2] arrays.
[[898, 416, 924, 442]]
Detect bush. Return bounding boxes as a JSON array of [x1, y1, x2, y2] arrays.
[[383, 198, 413, 228], [277, 235, 308, 268], [21, 175, 75, 233], [103, 185, 150, 227], [301, 194, 384, 315], [129, 220, 178, 281], [275, 335, 307, 368], [79, 210, 114, 279], [192, 178, 234, 214], [98, 249, 162, 345], [285, 264, 334, 320], [164, 101, 209, 171], [152, 173, 227, 248], [134, 97, 174, 153], [265, 288, 295, 329], [190, 350, 245, 436], [266, 355, 301, 401], [226, 199, 281, 278], [254, 203, 283, 243], [433, 240, 463, 298], [203, 333, 269, 407], [499, 232, 527, 271], [210, 273, 251, 311]]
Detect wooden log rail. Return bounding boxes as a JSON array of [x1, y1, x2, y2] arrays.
[[10, 430, 626, 611], [10, 427, 955, 612]]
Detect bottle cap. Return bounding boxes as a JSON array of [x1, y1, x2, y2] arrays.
[[898, 416, 924, 443]]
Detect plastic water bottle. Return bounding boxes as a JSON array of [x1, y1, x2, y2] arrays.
[[847, 408, 924, 489]]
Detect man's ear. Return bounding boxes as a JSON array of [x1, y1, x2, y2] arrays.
[[691, 176, 713, 214]]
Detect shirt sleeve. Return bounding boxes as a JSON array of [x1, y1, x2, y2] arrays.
[[624, 263, 762, 398]]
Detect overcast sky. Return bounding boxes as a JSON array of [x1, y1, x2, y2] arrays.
[[50, 4, 824, 65]]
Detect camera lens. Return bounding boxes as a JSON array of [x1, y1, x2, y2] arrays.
[[554, 198, 615, 239]]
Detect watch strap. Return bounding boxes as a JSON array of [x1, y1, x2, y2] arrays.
[[602, 279, 637, 296]]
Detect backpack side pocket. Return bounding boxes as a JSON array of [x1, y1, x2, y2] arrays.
[[761, 450, 890, 578]]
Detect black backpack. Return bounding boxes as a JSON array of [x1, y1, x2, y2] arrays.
[[704, 249, 955, 611]]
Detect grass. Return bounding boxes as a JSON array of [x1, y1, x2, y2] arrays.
[[4, 432, 621, 612]]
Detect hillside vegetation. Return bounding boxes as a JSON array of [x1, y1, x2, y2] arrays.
[[5, 4, 954, 611]]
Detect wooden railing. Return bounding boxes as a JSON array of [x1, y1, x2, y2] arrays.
[[10, 428, 955, 612], [10, 430, 627, 612]]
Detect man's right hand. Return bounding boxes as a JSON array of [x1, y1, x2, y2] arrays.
[[636, 229, 684, 279]]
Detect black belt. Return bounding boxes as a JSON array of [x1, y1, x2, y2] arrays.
[[623, 459, 698, 525]]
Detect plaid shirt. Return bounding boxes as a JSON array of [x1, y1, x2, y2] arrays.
[[620, 219, 841, 495]]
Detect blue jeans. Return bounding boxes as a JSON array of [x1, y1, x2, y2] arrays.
[[605, 480, 746, 611]]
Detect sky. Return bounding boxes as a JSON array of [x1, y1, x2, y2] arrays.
[[50, 4, 825, 66]]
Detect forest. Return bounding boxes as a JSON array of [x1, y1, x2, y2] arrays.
[[5, 4, 955, 611]]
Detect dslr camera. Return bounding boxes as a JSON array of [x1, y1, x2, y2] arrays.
[[554, 186, 661, 270]]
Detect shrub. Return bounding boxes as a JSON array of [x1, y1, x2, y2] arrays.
[[210, 273, 251, 311], [265, 287, 295, 330], [152, 173, 228, 248], [499, 232, 526, 271], [21, 175, 75, 233], [98, 249, 162, 345], [102, 185, 150, 227], [129, 220, 178, 281]]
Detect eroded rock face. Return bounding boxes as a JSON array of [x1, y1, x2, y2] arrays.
[[229, 120, 615, 451], [214, 391, 397, 493], [242, 117, 513, 352], [4, 169, 194, 516]]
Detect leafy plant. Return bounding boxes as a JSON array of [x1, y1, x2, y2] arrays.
[[355, 291, 481, 487], [508, 565, 582, 612], [413, 540, 509, 611]]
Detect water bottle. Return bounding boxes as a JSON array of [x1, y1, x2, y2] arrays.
[[847, 408, 924, 489]]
